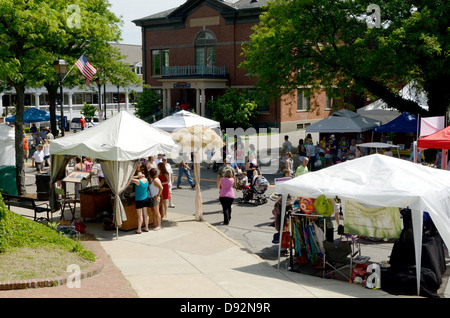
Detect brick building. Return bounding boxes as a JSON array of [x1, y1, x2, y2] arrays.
[[134, 0, 364, 132]]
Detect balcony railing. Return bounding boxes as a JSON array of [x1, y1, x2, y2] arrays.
[[162, 65, 226, 77]]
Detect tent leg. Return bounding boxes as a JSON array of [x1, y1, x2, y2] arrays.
[[411, 209, 423, 296], [277, 194, 288, 269]]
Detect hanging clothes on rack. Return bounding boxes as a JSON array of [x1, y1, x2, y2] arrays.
[[291, 215, 324, 267]]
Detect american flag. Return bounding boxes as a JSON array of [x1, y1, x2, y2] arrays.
[[75, 54, 97, 85]]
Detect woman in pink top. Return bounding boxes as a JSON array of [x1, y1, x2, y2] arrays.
[[218, 168, 235, 225], [84, 157, 93, 172]]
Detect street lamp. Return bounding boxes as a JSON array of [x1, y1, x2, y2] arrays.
[[53, 58, 68, 137], [95, 77, 103, 121]]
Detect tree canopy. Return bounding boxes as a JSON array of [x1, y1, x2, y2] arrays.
[[0, 0, 138, 194], [241, 0, 449, 117], [134, 88, 162, 122], [210, 88, 259, 129]]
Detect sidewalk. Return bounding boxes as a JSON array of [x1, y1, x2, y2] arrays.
[[0, 208, 397, 298], [88, 212, 397, 298]]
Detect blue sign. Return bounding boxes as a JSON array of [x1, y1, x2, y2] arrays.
[[173, 83, 191, 88]]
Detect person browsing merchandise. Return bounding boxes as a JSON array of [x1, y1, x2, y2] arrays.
[[131, 169, 150, 234]]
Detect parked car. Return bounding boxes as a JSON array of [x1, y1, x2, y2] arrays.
[[70, 117, 99, 130]]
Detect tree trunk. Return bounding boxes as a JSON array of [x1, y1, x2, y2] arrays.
[[422, 77, 450, 117], [14, 85, 26, 195], [356, 76, 449, 117], [45, 83, 59, 137]]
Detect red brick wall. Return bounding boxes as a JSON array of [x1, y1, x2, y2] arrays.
[[143, 4, 258, 88], [141, 2, 339, 131]]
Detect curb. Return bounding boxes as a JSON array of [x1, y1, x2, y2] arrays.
[[0, 237, 105, 291]]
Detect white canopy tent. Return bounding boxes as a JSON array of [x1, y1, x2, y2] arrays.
[[358, 142, 400, 158], [50, 111, 178, 234], [0, 124, 15, 166], [151, 110, 221, 133], [275, 154, 450, 296]]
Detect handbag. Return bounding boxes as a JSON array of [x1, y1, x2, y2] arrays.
[[281, 231, 291, 249]]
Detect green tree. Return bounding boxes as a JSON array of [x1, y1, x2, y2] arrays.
[[210, 89, 258, 128], [241, 0, 450, 117], [134, 88, 162, 122], [42, 0, 140, 135], [0, 0, 139, 194], [0, 0, 69, 194], [80, 103, 97, 122]]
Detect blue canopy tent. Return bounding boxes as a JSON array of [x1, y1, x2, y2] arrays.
[[373, 112, 418, 133], [6, 107, 60, 123]]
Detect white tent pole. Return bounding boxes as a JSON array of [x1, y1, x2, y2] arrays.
[[277, 194, 288, 269], [116, 160, 119, 239], [411, 209, 423, 296]]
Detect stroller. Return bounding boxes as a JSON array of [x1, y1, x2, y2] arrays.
[[237, 174, 269, 205]]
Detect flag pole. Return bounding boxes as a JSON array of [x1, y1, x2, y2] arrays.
[[62, 52, 87, 82]]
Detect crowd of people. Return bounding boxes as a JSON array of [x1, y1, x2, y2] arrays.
[[279, 134, 365, 178], [28, 124, 54, 173], [130, 154, 176, 234]]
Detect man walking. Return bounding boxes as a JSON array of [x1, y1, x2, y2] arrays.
[[80, 116, 86, 130], [176, 153, 196, 189], [281, 135, 292, 172], [31, 144, 45, 174]]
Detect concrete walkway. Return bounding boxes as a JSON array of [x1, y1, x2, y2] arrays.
[[88, 212, 397, 298]]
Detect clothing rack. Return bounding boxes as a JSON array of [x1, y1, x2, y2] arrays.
[[288, 211, 327, 270]]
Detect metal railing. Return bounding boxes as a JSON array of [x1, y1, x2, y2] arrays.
[[162, 65, 226, 77]]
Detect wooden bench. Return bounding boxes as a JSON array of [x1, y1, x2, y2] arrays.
[[2, 193, 52, 222]]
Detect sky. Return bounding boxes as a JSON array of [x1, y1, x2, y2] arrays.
[[108, 0, 187, 45]]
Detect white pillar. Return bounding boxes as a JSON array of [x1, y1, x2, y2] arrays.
[[125, 88, 130, 112], [167, 88, 171, 113], [68, 92, 73, 121], [201, 88, 206, 117], [0, 93, 3, 117], [162, 89, 167, 117], [34, 93, 40, 108], [196, 89, 200, 114]]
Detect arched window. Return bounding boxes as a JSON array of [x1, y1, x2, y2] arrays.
[[195, 31, 216, 67]]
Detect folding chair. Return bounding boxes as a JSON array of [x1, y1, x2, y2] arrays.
[[55, 187, 78, 221], [340, 234, 371, 264], [322, 240, 353, 281]]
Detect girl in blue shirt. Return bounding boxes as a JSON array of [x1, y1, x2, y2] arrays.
[[131, 170, 150, 234]]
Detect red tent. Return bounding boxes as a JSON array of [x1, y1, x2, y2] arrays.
[[417, 125, 450, 149], [417, 125, 450, 170]]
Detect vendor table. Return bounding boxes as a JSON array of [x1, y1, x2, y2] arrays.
[[119, 197, 154, 231], [79, 187, 112, 221]]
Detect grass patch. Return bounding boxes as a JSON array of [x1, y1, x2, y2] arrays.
[[0, 196, 95, 281], [0, 246, 93, 281]]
